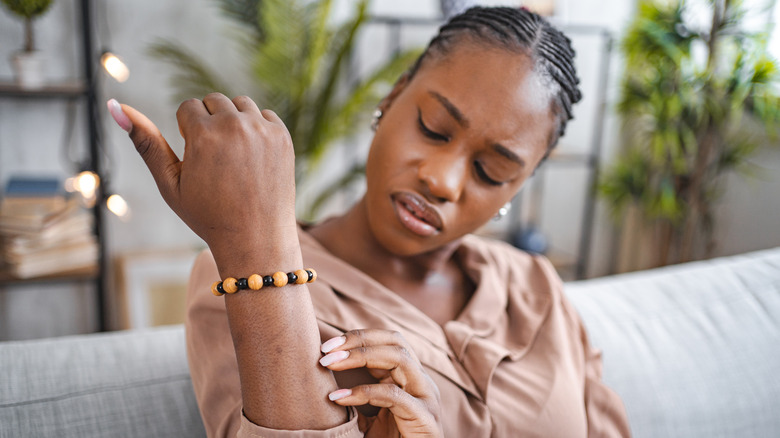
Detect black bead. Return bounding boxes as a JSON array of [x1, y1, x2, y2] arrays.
[[237, 278, 249, 290], [216, 283, 225, 294], [263, 275, 274, 287], [306, 270, 314, 282], [287, 272, 297, 283]]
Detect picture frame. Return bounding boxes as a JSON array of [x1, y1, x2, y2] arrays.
[[115, 248, 202, 329]]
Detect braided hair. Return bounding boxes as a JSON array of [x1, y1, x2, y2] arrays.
[[407, 7, 582, 150]]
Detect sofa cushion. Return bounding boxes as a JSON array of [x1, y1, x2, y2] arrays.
[[565, 247, 780, 438], [0, 325, 205, 437]]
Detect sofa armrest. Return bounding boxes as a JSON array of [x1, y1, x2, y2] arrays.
[[0, 325, 205, 438], [565, 248, 780, 438]]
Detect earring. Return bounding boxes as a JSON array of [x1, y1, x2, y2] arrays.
[[493, 202, 512, 221], [371, 108, 383, 131]]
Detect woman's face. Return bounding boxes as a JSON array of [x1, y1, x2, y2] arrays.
[[364, 42, 557, 256]]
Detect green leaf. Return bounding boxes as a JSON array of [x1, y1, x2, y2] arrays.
[[147, 40, 232, 101]]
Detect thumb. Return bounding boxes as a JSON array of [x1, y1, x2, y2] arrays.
[[107, 99, 181, 207]]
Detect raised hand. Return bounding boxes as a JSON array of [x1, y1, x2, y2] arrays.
[[319, 329, 443, 437], [108, 93, 299, 272]]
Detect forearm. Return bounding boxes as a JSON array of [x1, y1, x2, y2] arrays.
[[212, 229, 347, 430]]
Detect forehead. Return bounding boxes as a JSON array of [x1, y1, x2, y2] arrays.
[[409, 43, 555, 125]]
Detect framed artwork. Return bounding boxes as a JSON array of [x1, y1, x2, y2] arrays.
[[115, 248, 202, 329]]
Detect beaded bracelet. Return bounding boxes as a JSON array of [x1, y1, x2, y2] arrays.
[[211, 269, 317, 296]]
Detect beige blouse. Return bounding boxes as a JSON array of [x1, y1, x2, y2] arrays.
[[185, 227, 631, 437]]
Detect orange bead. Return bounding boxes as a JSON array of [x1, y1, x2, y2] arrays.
[[294, 269, 307, 284], [272, 271, 288, 287], [248, 274, 263, 290], [308, 268, 317, 283], [211, 281, 224, 296], [223, 277, 239, 293]]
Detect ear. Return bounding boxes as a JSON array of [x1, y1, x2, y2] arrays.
[[378, 72, 411, 113]]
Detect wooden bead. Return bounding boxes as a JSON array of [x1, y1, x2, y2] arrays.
[[307, 268, 317, 283], [272, 271, 288, 287], [294, 269, 307, 284], [223, 277, 239, 294], [248, 274, 263, 290], [211, 281, 224, 296]]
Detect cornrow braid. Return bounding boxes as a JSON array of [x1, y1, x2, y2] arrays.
[[407, 7, 582, 150]]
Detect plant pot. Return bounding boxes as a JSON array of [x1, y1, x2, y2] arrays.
[[11, 51, 46, 90]]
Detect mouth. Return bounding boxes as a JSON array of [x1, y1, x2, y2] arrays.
[[391, 192, 443, 237]]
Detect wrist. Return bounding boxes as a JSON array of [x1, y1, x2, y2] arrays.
[[209, 226, 303, 279]]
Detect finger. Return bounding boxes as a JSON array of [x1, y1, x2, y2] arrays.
[[260, 108, 284, 125], [320, 345, 420, 389], [320, 345, 414, 378], [175, 98, 209, 142], [329, 384, 434, 425], [112, 101, 181, 206], [232, 95, 261, 114], [322, 329, 412, 355], [202, 92, 236, 114]]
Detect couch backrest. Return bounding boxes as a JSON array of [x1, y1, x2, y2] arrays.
[[565, 247, 780, 438], [0, 325, 205, 438], [2, 248, 778, 438]]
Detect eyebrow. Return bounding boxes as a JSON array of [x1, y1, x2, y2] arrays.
[[428, 91, 469, 128], [493, 143, 526, 167]]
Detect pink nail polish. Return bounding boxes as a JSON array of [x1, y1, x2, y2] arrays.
[[319, 350, 349, 367], [107, 98, 132, 132], [321, 336, 346, 353], [328, 389, 352, 401]]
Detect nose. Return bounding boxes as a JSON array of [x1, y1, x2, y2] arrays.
[[417, 150, 467, 203]]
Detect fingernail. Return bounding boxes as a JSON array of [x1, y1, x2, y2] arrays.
[[321, 336, 346, 353], [328, 388, 352, 401], [319, 350, 349, 367], [107, 98, 132, 132]]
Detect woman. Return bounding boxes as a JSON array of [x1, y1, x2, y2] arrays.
[[109, 6, 630, 437]]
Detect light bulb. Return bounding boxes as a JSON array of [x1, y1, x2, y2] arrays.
[[74, 171, 100, 199], [101, 52, 130, 83], [107, 194, 130, 218]]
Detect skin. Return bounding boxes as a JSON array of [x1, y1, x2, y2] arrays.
[[110, 41, 556, 436]]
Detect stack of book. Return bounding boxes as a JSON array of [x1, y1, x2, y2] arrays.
[[0, 177, 98, 280]]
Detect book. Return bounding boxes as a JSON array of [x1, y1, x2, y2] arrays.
[[0, 176, 72, 232], [4, 176, 63, 197], [0, 196, 79, 232], [2, 239, 98, 279]]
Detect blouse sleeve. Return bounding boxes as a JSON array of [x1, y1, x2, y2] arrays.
[[560, 293, 632, 438], [185, 250, 362, 438]]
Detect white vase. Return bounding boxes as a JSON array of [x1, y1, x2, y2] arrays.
[[439, 0, 480, 19], [11, 51, 46, 90]]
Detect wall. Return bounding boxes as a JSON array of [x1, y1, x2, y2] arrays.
[[0, 0, 778, 339]]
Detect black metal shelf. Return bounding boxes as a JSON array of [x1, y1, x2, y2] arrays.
[[0, 81, 88, 98], [0, 0, 108, 332]]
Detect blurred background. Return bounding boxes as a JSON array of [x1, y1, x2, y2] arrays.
[[0, 0, 778, 340]]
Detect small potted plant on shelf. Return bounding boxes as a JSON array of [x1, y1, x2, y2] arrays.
[[1, 0, 54, 89]]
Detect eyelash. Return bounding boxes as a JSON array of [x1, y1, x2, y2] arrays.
[[474, 161, 503, 186], [417, 110, 449, 142], [416, 108, 504, 187]]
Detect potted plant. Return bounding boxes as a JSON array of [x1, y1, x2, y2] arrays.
[[1, 0, 54, 89], [599, 0, 780, 270]]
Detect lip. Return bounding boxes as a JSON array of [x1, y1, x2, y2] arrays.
[[391, 192, 443, 237]]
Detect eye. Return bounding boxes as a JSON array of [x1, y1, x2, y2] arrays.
[[417, 109, 449, 142], [474, 160, 503, 186]]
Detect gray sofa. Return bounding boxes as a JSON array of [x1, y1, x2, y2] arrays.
[[1, 247, 779, 437]]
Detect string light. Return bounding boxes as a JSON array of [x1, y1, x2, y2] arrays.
[[100, 51, 129, 83], [72, 170, 100, 200], [106, 194, 130, 219]]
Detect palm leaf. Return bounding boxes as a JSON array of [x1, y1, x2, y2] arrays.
[[147, 40, 232, 101]]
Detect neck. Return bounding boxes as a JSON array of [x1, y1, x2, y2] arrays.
[[309, 197, 461, 284]]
